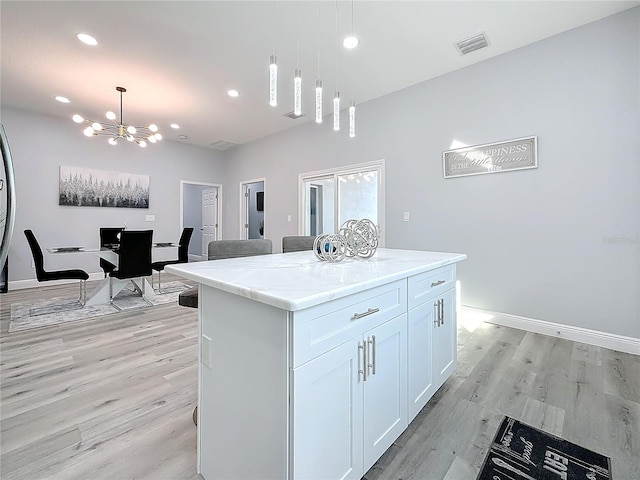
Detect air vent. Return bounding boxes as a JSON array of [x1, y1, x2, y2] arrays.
[[283, 111, 304, 119], [210, 140, 238, 151], [455, 32, 489, 56]]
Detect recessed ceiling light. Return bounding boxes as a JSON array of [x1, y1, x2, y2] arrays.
[[178, 135, 188, 139], [227, 89, 239, 98], [55, 96, 70, 103], [343, 36, 358, 49], [170, 123, 180, 129], [76, 33, 98, 46]]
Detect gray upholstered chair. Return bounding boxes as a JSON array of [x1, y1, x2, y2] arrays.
[[178, 239, 273, 308], [178, 238, 273, 425], [282, 235, 316, 253], [208, 239, 273, 260]]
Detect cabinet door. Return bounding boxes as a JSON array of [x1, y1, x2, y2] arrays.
[[407, 302, 435, 421], [292, 338, 364, 480], [363, 314, 408, 472], [433, 289, 456, 390]]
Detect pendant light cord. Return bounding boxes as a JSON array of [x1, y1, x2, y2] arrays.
[[335, 0, 338, 91], [317, 0, 321, 78]]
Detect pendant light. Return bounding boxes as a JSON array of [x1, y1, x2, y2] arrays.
[[333, 92, 340, 131], [294, 69, 302, 116], [348, 0, 357, 138], [269, 55, 278, 107], [349, 100, 356, 138], [315, 1, 323, 123], [269, 1, 278, 107], [72, 86, 161, 147], [293, 3, 303, 117], [333, 0, 340, 131]]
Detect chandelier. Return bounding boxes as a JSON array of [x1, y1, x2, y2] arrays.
[[72, 86, 162, 147]]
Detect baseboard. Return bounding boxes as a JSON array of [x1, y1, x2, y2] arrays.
[[8, 272, 106, 291], [462, 305, 640, 356]]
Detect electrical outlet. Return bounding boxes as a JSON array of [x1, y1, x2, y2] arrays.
[[145, 214, 155, 222], [287, 215, 292, 222], [403, 212, 410, 222]]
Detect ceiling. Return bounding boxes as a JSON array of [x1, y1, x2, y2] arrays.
[[1, 1, 638, 150]]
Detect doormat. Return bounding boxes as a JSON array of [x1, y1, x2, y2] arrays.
[[478, 416, 612, 480]]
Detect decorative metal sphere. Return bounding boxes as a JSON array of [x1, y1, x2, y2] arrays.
[[313, 233, 347, 262], [314, 218, 379, 262]]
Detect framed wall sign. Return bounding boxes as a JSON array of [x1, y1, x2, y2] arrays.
[[442, 136, 537, 179]]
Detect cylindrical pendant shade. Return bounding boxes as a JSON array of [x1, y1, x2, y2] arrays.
[[269, 55, 278, 107], [333, 91, 340, 131], [349, 101, 356, 138], [294, 69, 302, 116], [315, 79, 323, 123]]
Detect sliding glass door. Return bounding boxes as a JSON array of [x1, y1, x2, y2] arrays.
[[300, 161, 384, 244]]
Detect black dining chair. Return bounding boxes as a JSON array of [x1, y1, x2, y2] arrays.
[[24, 229, 89, 316], [151, 227, 194, 293], [108, 230, 153, 310], [99, 227, 124, 277]]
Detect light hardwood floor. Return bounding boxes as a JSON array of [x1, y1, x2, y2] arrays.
[[1, 278, 638, 479]]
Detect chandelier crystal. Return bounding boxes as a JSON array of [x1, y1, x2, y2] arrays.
[[72, 87, 162, 147]]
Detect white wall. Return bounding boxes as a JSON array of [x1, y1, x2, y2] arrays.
[[222, 9, 639, 339], [1, 107, 226, 282]]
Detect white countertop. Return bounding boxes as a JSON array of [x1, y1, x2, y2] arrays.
[[166, 248, 466, 311]]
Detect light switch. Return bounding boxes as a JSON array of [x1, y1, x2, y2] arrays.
[[403, 212, 410, 222], [145, 214, 155, 222], [287, 215, 292, 222], [202, 334, 212, 368]]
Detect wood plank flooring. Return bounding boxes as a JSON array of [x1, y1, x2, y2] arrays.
[[1, 278, 638, 479]]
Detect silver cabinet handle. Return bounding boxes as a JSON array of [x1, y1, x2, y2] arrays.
[[370, 335, 376, 375], [431, 279, 446, 287], [352, 307, 379, 320], [440, 299, 445, 325], [358, 342, 366, 381], [434, 301, 439, 326]]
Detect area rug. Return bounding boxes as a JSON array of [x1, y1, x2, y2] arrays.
[[478, 416, 612, 480], [8, 281, 192, 333]]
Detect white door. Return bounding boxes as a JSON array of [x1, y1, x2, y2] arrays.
[[433, 289, 456, 390], [407, 302, 435, 421], [362, 314, 408, 472], [292, 338, 364, 480], [202, 187, 218, 259]]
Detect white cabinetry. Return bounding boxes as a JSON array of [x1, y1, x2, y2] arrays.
[[407, 265, 457, 421], [291, 280, 407, 479], [168, 249, 466, 480]]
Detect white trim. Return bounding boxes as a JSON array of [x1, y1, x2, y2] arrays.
[[463, 305, 640, 356], [238, 177, 266, 240], [180, 179, 223, 240]]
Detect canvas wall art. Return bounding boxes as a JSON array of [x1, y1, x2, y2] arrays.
[[59, 166, 149, 208]]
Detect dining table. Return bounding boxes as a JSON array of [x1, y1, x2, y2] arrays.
[[47, 243, 178, 306]]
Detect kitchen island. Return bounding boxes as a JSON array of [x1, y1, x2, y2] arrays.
[[166, 248, 466, 480]]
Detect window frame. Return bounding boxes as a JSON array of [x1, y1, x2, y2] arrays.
[[297, 159, 385, 246]]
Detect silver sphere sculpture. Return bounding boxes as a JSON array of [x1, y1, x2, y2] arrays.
[[313, 233, 347, 262], [314, 219, 379, 262]]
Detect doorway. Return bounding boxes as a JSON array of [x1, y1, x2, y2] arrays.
[[239, 178, 265, 240], [181, 181, 222, 260]]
